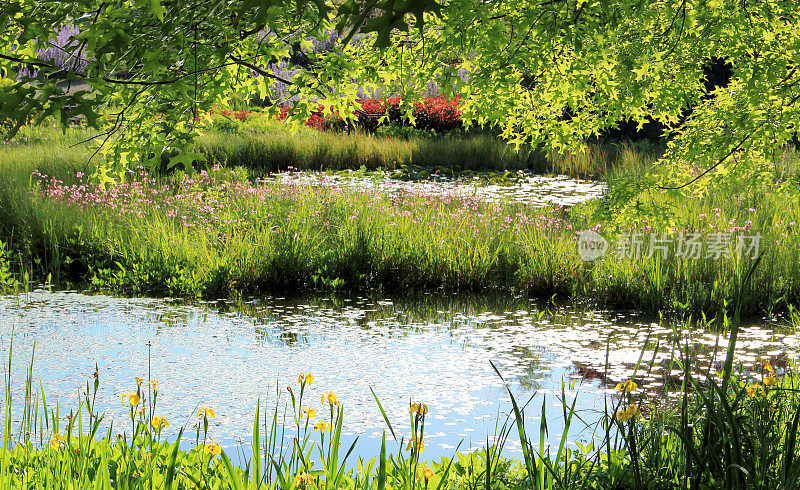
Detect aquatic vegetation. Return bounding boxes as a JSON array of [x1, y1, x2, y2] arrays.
[[0, 239, 17, 293]]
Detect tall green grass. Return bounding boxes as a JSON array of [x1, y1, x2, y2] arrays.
[[194, 116, 663, 179]]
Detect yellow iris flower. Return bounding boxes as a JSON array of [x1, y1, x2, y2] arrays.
[[410, 403, 428, 415], [615, 380, 638, 393], [135, 377, 144, 387], [617, 405, 641, 422], [314, 421, 332, 432], [49, 433, 65, 450], [321, 391, 339, 406], [197, 406, 216, 419], [405, 437, 425, 453], [416, 464, 434, 479], [302, 407, 317, 418], [764, 374, 777, 387], [298, 373, 314, 385], [203, 442, 222, 456], [152, 416, 170, 430], [295, 473, 315, 487], [121, 392, 141, 407], [746, 384, 765, 397]]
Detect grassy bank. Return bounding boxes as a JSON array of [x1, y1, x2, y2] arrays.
[[192, 115, 659, 179], [1, 123, 799, 318]]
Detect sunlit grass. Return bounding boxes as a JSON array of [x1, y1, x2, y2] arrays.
[[1, 123, 800, 318]]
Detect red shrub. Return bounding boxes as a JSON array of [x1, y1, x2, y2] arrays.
[[412, 96, 462, 132], [354, 98, 388, 131], [279, 95, 463, 133]]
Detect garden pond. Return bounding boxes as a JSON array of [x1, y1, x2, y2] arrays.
[[268, 169, 607, 207], [0, 290, 796, 464]]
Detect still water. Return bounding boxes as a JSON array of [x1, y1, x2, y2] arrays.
[[269, 170, 607, 207], [0, 290, 795, 462]]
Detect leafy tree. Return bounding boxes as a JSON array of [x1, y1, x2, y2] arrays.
[[0, 0, 442, 178], [1, 0, 799, 191]]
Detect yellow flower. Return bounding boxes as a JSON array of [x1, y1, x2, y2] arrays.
[[615, 380, 638, 393], [761, 359, 774, 373], [197, 406, 216, 419], [746, 383, 765, 397], [295, 472, 315, 487], [416, 464, 434, 480], [135, 407, 146, 417], [49, 433, 65, 450], [121, 392, 141, 407], [617, 405, 642, 422], [764, 374, 777, 387], [320, 391, 339, 406], [135, 377, 144, 387], [152, 416, 170, 430], [410, 402, 428, 415], [302, 407, 317, 418], [203, 442, 222, 456], [298, 373, 314, 385], [148, 380, 159, 392], [405, 437, 425, 453], [314, 421, 332, 433]]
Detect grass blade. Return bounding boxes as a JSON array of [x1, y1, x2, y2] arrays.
[[370, 386, 397, 442]]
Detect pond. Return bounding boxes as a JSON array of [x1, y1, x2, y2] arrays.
[[0, 290, 795, 464], [267, 169, 607, 207]]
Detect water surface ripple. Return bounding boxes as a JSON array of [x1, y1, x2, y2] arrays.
[[0, 291, 794, 460]]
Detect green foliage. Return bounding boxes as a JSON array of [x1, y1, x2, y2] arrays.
[[2, 0, 799, 196], [0, 239, 18, 292], [0, 0, 442, 178]]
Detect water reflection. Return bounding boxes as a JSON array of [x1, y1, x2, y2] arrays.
[[0, 290, 796, 462], [266, 171, 607, 207]]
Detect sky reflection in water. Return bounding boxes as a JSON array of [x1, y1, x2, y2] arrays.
[[0, 291, 795, 463]]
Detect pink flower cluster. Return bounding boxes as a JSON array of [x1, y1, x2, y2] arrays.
[[29, 168, 588, 248]]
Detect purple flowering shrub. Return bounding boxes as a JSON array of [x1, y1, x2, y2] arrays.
[[18, 25, 88, 78]]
